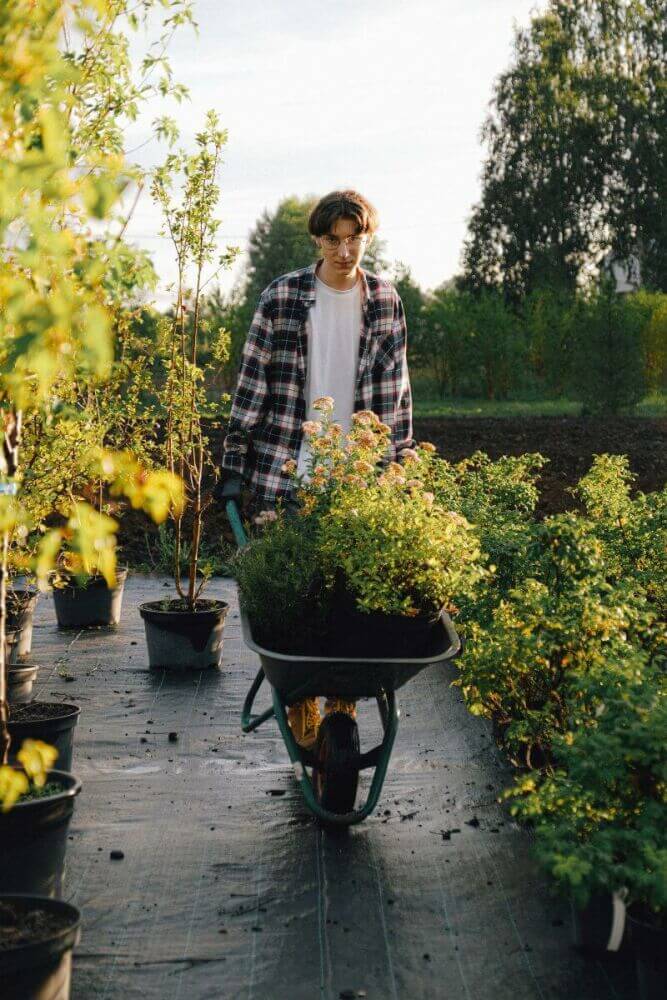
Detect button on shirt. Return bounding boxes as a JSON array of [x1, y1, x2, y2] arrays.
[[296, 274, 362, 477]]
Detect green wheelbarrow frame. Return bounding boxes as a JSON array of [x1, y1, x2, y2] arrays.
[[227, 498, 462, 827]]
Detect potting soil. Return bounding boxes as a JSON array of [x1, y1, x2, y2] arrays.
[[0, 900, 71, 950]]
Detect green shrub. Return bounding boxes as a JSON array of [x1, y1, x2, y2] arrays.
[[233, 518, 332, 654], [572, 454, 667, 615], [503, 663, 666, 914], [455, 514, 660, 766], [568, 281, 650, 415]]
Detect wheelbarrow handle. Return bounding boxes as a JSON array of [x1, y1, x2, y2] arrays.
[[225, 498, 248, 549]]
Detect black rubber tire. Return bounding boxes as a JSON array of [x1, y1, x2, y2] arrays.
[[314, 712, 360, 816]]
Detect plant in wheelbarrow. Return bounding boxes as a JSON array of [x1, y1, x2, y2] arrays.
[[503, 659, 666, 996], [138, 112, 239, 670], [237, 404, 485, 657], [297, 404, 486, 656], [232, 403, 485, 823]]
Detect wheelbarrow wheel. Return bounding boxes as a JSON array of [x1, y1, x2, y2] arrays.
[[314, 712, 360, 816]]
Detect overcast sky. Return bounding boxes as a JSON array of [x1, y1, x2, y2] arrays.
[[122, 0, 546, 306]]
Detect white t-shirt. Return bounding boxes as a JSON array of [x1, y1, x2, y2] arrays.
[[296, 273, 362, 477]]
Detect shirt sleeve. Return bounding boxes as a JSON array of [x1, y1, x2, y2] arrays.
[[387, 292, 416, 458], [221, 290, 273, 478]]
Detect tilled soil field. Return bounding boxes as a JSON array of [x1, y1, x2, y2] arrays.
[[116, 416, 666, 566], [413, 415, 666, 518]]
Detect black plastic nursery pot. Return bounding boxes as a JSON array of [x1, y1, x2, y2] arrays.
[[0, 894, 81, 1000], [0, 769, 81, 898], [139, 598, 229, 670], [52, 567, 128, 629], [571, 892, 629, 957], [7, 663, 40, 704], [8, 702, 81, 773], [331, 604, 443, 659], [6, 588, 39, 660], [627, 906, 667, 1000]]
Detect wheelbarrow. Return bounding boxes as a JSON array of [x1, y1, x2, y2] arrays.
[[226, 499, 463, 827]]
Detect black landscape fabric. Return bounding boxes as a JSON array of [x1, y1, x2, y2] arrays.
[[28, 577, 638, 1000]]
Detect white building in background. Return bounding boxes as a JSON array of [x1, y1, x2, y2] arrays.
[[601, 250, 642, 293]]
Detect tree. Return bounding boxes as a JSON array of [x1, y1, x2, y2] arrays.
[[461, 1, 667, 303], [150, 111, 235, 607], [416, 288, 526, 399], [568, 279, 649, 414], [392, 263, 425, 341], [416, 288, 474, 398], [0, 0, 184, 765], [520, 285, 576, 396]]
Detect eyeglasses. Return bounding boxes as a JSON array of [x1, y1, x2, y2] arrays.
[[320, 234, 368, 251]]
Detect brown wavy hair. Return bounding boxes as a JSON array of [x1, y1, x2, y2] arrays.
[[308, 190, 379, 237]]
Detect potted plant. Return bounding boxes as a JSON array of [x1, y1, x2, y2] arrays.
[[7, 662, 40, 704], [51, 563, 128, 630], [234, 402, 486, 657], [503, 659, 665, 979], [5, 584, 38, 660], [6, 702, 81, 775], [0, 737, 81, 994], [0, 0, 189, 990], [0, 894, 81, 1000], [138, 112, 237, 670], [0, 739, 81, 898]]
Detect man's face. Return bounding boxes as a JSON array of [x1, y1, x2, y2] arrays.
[[316, 218, 369, 278]]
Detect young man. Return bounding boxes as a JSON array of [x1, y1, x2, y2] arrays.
[[218, 190, 414, 748]]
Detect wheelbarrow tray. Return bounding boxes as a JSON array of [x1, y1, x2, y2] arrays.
[[240, 607, 461, 702]]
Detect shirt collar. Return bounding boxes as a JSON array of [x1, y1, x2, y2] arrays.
[[301, 260, 372, 318]]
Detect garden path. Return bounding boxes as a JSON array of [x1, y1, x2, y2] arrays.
[[30, 576, 636, 1000]]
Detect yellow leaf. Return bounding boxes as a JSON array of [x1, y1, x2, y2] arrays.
[[0, 765, 29, 811], [17, 739, 59, 787]]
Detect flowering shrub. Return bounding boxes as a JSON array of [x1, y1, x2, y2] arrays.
[[420, 450, 548, 623], [572, 454, 667, 614], [289, 400, 486, 619], [234, 399, 487, 651]]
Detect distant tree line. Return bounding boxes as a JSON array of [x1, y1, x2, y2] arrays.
[[406, 277, 667, 416], [191, 193, 665, 417], [186, 1, 667, 419]]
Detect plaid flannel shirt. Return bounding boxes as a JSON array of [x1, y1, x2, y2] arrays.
[[221, 261, 414, 506]]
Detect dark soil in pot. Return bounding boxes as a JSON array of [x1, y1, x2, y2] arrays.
[[0, 769, 81, 898], [7, 663, 40, 704], [8, 702, 81, 773], [330, 606, 442, 658], [139, 598, 229, 670], [326, 577, 443, 658], [0, 894, 81, 1000], [627, 904, 667, 1000], [52, 567, 128, 629]]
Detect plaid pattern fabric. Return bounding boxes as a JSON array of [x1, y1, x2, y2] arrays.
[[221, 261, 414, 505]]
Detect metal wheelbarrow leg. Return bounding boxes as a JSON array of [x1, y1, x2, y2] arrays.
[[241, 666, 399, 827]]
